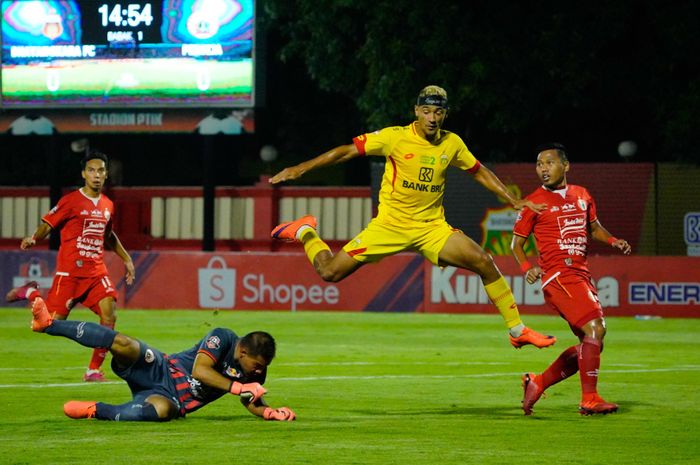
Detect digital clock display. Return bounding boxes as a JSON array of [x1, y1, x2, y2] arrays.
[[0, 0, 255, 108], [85, 2, 160, 43], [98, 3, 154, 27]]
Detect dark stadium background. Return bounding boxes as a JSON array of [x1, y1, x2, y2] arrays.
[[1, 1, 698, 189]]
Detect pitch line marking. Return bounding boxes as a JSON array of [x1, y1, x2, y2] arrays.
[[0, 361, 512, 372], [0, 366, 697, 389], [273, 366, 700, 382]]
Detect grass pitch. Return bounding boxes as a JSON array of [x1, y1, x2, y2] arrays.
[[0, 308, 698, 465]]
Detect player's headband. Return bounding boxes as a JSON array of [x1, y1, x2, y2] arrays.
[[416, 95, 448, 109]]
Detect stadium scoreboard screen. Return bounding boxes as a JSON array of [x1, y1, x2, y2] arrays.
[[0, 0, 254, 108]]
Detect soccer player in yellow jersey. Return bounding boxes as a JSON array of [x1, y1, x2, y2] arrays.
[[270, 85, 555, 348]]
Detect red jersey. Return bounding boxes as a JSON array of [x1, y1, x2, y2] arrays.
[[42, 189, 114, 278], [513, 184, 597, 285]]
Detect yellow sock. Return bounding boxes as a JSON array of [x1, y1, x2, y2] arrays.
[[300, 228, 331, 265], [484, 276, 523, 329]]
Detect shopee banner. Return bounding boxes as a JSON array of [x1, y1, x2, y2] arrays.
[[2, 251, 698, 317], [111, 252, 425, 311], [0, 251, 422, 312]]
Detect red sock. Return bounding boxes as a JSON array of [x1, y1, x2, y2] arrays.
[[27, 289, 41, 302], [578, 336, 602, 401], [540, 345, 579, 389], [88, 321, 115, 371]]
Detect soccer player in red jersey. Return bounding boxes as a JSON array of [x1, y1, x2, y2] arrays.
[[269, 85, 556, 350], [511, 142, 631, 416], [6, 151, 135, 382]]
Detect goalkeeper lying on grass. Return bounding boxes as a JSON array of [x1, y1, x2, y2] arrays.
[[27, 296, 296, 422]]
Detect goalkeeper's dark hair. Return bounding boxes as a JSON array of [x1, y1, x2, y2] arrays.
[[81, 150, 109, 169], [535, 142, 568, 163], [240, 331, 276, 363]]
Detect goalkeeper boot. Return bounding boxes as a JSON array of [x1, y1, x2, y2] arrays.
[[271, 215, 318, 242], [31, 297, 53, 332], [83, 370, 107, 382], [579, 395, 618, 416], [6, 280, 38, 303], [63, 401, 97, 419], [522, 372, 546, 415], [510, 327, 557, 349]]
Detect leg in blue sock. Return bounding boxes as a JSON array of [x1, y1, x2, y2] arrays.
[[45, 320, 117, 349], [95, 401, 161, 421]]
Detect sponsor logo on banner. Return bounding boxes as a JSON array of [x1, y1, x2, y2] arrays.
[[12, 257, 54, 289], [480, 206, 536, 256], [684, 212, 700, 256], [430, 267, 621, 308], [196, 256, 341, 311], [198, 256, 236, 308], [430, 266, 545, 306], [241, 274, 339, 311], [629, 282, 700, 305]]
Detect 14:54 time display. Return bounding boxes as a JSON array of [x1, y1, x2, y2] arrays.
[[98, 3, 154, 27]]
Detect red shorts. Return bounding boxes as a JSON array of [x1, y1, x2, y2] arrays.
[[46, 273, 118, 317], [542, 273, 603, 330]]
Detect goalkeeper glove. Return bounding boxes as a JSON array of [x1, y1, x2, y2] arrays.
[[230, 381, 266, 403], [263, 407, 296, 421]]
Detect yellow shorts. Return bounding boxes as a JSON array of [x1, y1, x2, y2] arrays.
[[342, 218, 459, 265]]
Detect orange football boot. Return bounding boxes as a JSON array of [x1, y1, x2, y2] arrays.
[[63, 401, 97, 419], [510, 327, 557, 349], [271, 215, 318, 242], [30, 297, 53, 332], [579, 395, 618, 416]]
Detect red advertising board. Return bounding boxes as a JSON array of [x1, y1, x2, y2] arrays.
[[425, 256, 700, 318], [101, 252, 425, 312], [3, 251, 698, 317]]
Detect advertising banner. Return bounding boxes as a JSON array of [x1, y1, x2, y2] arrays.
[[425, 256, 700, 318], [105, 251, 423, 312], [1, 251, 697, 317]]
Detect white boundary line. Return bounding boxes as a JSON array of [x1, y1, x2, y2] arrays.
[[0, 361, 656, 371], [0, 366, 697, 389], [275, 366, 700, 382]]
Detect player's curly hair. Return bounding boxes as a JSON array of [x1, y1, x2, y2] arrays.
[[535, 142, 568, 163], [240, 331, 276, 363], [81, 150, 109, 169]]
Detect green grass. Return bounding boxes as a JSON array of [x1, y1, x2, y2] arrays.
[[1, 308, 698, 465]]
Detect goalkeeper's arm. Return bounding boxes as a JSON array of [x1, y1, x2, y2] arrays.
[[192, 353, 266, 403]]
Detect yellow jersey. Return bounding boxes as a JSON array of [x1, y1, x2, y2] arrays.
[[353, 122, 480, 225]]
